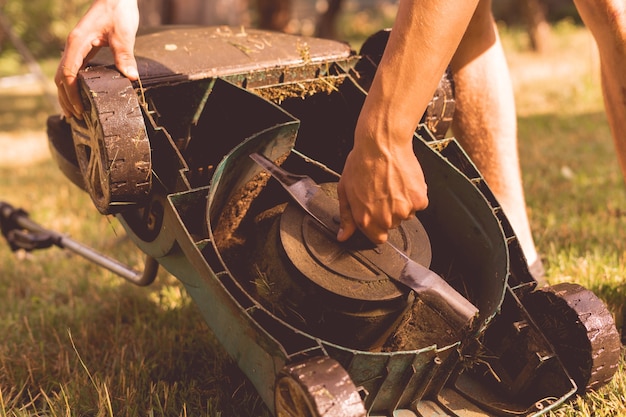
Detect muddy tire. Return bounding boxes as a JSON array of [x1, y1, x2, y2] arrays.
[[70, 66, 151, 214], [524, 282, 621, 394], [275, 357, 366, 417]]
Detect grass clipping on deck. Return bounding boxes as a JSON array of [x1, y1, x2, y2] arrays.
[[251, 75, 345, 104]]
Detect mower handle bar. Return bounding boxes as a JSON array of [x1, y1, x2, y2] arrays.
[[0, 201, 158, 286]]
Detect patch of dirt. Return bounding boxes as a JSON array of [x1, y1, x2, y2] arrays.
[[0, 131, 50, 167], [382, 298, 460, 351]]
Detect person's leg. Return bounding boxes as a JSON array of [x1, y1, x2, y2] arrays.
[[450, 0, 542, 277], [574, 0, 626, 181]]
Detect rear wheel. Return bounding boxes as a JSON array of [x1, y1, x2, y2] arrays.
[[70, 66, 151, 214], [524, 282, 621, 393]]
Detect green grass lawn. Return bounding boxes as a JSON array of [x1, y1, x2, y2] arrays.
[[0, 21, 625, 417]]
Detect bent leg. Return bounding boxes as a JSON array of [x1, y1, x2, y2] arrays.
[[450, 0, 541, 275], [574, 0, 626, 181]]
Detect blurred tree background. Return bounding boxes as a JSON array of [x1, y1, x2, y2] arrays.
[[0, 0, 583, 67], [0, 0, 91, 59], [494, 0, 580, 25]]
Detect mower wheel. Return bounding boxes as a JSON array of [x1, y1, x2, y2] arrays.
[[275, 357, 366, 417], [524, 282, 621, 394], [70, 66, 151, 214]]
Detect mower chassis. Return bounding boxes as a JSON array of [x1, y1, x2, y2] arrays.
[[32, 26, 620, 417]]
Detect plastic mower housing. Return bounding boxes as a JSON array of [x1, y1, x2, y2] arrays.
[[41, 26, 621, 417]]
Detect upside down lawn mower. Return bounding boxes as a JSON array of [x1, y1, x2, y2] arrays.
[[1, 26, 621, 417]]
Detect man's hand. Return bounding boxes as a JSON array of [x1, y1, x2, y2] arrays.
[[337, 139, 428, 244], [55, 0, 139, 120], [335, 0, 478, 245]]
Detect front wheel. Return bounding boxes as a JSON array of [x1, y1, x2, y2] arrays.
[[275, 357, 366, 417]]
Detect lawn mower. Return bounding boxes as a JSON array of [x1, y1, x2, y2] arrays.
[[0, 26, 621, 416]]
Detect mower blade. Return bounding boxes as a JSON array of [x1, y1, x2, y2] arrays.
[[250, 152, 478, 329]]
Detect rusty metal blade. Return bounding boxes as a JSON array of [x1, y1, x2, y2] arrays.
[[249, 152, 478, 329]]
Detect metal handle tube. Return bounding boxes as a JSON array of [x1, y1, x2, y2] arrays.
[[58, 236, 159, 286], [1, 201, 158, 286]]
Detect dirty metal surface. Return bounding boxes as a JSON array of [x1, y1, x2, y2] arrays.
[[251, 152, 478, 331], [280, 184, 432, 302], [88, 26, 354, 86], [245, 198, 414, 351]]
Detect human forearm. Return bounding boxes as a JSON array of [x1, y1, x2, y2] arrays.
[[360, 0, 480, 148], [336, 0, 479, 243]]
